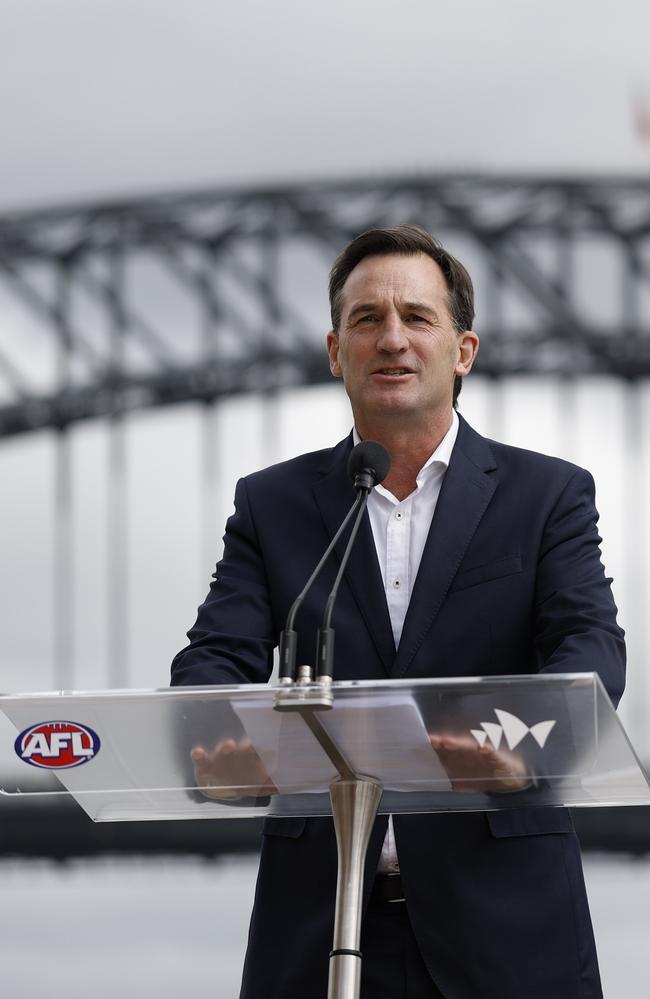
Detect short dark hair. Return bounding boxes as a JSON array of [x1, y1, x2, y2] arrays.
[[328, 224, 475, 406]]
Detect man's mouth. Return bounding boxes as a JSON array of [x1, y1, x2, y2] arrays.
[[372, 368, 414, 376]]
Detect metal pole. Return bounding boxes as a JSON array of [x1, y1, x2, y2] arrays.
[[261, 205, 283, 467], [273, 699, 382, 999], [200, 400, 220, 578], [327, 778, 383, 999], [107, 246, 129, 687], [623, 381, 648, 755], [199, 247, 222, 583], [555, 199, 578, 461], [107, 415, 128, 686], [53, 261, 74, 690], [53, 426, 74, 689]]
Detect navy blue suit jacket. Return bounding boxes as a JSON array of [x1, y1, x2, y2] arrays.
[[171, 415, 625, 999]]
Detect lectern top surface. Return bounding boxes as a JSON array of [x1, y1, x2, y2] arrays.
[[0, 673, 647, 821]]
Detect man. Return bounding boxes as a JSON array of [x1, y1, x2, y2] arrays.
[[172, 225, 625, 998]]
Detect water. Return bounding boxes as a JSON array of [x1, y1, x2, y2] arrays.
[[0, 855, 257, 999], [0, 854, 646, 998]]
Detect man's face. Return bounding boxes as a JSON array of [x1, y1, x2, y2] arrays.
[[327, 253, 478, 431]]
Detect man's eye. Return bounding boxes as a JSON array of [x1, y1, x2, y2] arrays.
[[357, 314, 378, 324]]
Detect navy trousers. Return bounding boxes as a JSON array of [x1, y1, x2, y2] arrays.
[[361, 901, 446, 998]]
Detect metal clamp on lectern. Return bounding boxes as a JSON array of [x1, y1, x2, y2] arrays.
[[274, 665, 334, 711]]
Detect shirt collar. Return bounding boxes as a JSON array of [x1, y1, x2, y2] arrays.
[[352, 409, 459, 484]]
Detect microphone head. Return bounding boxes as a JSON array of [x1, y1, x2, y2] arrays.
[[347, 440, 391, 491]]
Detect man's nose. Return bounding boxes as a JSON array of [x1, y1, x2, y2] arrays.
[[376, 313, 408, 351]]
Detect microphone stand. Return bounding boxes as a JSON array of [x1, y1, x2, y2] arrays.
[[276, 491, 365, 693], [273, 457, 387, 999], [314, 487, 370, 684]]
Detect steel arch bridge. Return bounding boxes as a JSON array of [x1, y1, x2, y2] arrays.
[[1, 172, 649, 439], [0, 173, 649, 691]]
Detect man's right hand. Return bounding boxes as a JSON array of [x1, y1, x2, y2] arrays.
[[191, 737, 278, 800]]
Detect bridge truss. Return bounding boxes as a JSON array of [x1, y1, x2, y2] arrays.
[[0, 173, 649, 436]]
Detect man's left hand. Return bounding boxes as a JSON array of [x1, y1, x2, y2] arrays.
[[429, 733, 529, 793]]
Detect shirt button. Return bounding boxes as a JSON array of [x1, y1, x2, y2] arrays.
[[395, 511, 403, 520], [393, 579, 401, 589]]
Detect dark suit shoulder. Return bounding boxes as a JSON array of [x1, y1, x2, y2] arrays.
[[488, 438, 591, 482], [456, 414, 593, 491]]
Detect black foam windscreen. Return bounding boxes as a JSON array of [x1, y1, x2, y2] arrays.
[[346, 440, 391, 487]]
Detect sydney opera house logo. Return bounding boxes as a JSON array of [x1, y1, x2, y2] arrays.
[[470, 709, 556, 751]]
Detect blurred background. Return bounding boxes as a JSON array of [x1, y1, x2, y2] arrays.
[[0, 1, 649, 995]]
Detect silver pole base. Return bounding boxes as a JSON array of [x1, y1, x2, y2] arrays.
[[327, 778, 383, 999]]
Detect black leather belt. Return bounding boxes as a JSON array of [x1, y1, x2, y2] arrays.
[[369, 873, 406, 906]]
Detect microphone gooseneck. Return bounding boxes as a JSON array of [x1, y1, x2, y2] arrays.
[[278, 496, 363, 681], [278, 440, 391, 684], [316, 441, 391, 681]]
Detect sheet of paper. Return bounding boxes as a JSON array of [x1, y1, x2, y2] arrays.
[[233, 694, 451, 793]]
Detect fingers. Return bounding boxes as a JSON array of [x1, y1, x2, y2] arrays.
[[430, 735, 458, 751], [190, 737, 276, 799], [191, 739, 238, 764], [428, 731, 527, 790], [190, 738, 268, 783], [430, 733, 506, 760], [430, 734, 493, 753]]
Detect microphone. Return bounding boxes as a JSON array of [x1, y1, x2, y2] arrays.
[[347, 440, 391, 492], [277, 441, 390, 684], [315, 441, 390, 682]]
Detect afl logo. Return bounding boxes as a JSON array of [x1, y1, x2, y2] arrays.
[[15, 721, 101, 769]]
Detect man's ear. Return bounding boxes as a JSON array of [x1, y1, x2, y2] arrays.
[[327, 331, 342, 377], [454, 331, 480, 377]]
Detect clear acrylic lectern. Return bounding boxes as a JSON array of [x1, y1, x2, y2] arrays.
[[1, 672, 648, 999]]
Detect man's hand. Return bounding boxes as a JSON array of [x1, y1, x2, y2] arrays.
[[191, 737, 278, 800], [429, 733, 529, 793]]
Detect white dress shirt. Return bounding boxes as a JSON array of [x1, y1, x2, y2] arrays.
[[353, 411, 459, 872]]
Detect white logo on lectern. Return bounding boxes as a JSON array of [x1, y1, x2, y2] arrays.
[[470, 710, 556, 751]]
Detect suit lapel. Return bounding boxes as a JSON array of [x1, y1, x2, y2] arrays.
[[314, 437, 395, 675], [392, 417, 498, 678]]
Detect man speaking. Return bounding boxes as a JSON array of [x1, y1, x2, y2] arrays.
[[172, 224, 625, 998]]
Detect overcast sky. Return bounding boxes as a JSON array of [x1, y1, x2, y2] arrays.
[[1, 0, 649, 213]]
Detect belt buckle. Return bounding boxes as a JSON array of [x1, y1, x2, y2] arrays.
[[383, 872, 406, 904]]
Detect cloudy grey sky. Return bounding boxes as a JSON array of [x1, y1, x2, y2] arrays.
[[1, 0, 649, 212]]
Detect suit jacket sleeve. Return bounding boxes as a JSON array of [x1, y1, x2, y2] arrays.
[[171, 476, 276, 687], [533, 466, 625, 705]]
